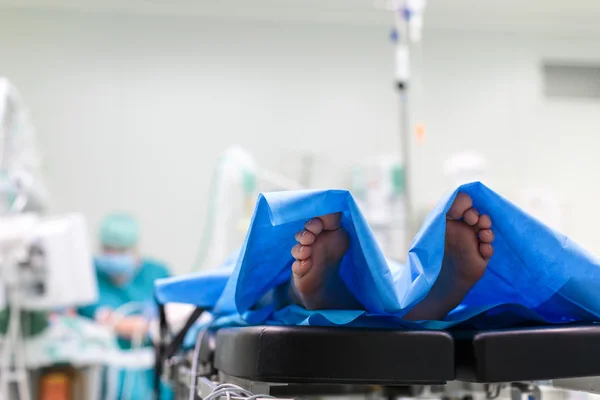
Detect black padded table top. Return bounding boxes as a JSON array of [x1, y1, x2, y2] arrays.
[[454, 325, 600, 383], [214, 326, 454, 385]]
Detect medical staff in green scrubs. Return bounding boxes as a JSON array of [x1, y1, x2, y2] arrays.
[[78, 212, 173, 400]]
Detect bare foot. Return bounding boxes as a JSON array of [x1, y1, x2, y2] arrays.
[[404, 192, 494, 320], [290, 213, 360, 310], [290, 192, 494, 319]]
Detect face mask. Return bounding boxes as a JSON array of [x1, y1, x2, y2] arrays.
[[95, 254, 137, 278]]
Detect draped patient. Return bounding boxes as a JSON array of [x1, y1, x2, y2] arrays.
[[289, 192, 494, 320]]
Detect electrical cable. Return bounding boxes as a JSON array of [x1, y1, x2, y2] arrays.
[[200, 383, 275, 400], [184, 320, 277, 400], [246, 394, 276, 400], [188, 325, 208, 400]]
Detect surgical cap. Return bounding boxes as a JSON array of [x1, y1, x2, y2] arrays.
[[99, 212, 140, 249]]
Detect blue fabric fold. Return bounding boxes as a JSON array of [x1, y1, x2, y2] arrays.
[[155, 182, 600, 330]]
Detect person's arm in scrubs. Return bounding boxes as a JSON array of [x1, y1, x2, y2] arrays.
[[100, 261, 171, 340], [79, 297, 157, 340], [95, 308, 150, 339], [77, 278, 149, 340]]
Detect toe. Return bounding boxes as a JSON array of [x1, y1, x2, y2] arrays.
[[479, 229, 494, 243], [447, 192, 473, 220], [463, 208, 480, 226], [319, 212, 342, 231], [295, 230, 316, 245], [477, 215, 492, 230], [479, 243, 494, 259], [292, 259, 313, 277], [291, 244, 312, 260], [305, 218, 324, 235]]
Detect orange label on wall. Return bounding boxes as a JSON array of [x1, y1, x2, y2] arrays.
[[415, 123, 426, 144]]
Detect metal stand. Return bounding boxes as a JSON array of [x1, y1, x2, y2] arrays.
[[0, 270, 31, 400], [510, 383, 542, 400], [553, 377, 600, 394], [397, 81, 413, 244], [392, 8, 417, 250]]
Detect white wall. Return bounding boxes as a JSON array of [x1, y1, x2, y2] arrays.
[[0, 8, 400, 273], [411, 33, 600, 252], [1, 7, 600, 273]]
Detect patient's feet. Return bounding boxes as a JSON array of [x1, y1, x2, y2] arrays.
[[290, 213, 360, 309], [403, 192, 494, 320], [290, 192, 494, 320]]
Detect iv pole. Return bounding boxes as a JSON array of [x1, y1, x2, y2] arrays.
[[376, 0, 426, 244], [394, 23, 414, 241]]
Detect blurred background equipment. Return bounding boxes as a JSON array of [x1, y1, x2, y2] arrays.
[[0, 78, 98, 400], [351, 156, 408, 261], [192, 145, 304, 272], [0, 78, 49, 214], [515, 186, 566, 233], [0, 213, 98, 311], [443, 152, 488, 192]]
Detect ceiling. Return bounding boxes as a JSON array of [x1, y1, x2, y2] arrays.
[[1, 0, 600, 35]]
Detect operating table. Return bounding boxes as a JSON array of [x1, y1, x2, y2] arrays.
[[151, 182, 600, 400], [154, 300, 600, 400]]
